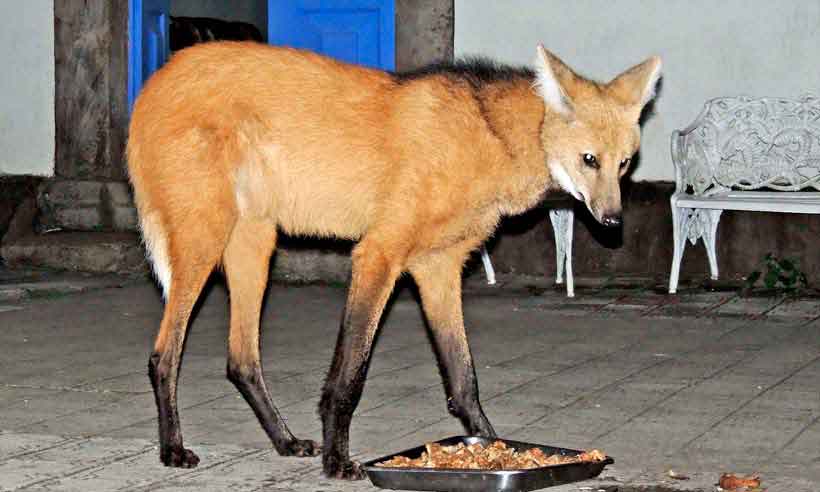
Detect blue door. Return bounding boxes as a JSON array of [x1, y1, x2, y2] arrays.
[[128, 1, 395, 113], [128, 0, 170, 112], [268, 0, 395, 71]]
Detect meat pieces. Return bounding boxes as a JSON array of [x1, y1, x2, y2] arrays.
[[376, 441, 606, 470]]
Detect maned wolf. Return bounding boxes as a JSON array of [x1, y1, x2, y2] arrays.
[[126, 41, 661, 479]]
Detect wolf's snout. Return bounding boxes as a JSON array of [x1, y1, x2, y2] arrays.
[[600, 214, 622, 228]]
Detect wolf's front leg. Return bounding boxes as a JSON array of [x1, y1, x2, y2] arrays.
[[319, 240, 401, 480], [410, 249, 496, 437]]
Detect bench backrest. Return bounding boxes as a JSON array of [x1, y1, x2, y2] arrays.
[[671, 94, 820, 195]]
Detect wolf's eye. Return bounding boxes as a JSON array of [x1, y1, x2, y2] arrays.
[[582, 153, 598, 169], [620, 158, 631, 169]]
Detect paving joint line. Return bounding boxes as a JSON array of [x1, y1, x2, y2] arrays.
[[678, 351, 820, 451], [68, 370, 154, 392], [772, 413, 820, 458], [76, 392, 242, 439], [1, 383, 137, 395], [17, 444, 156, 490], [696, 293, 739, 317], [639, 294, 678, 317], [751, 295, 788, 320], [508, 320, 753, 431], [483, 336, 657, 408], [486, 328, 600, 370], [516, 356, 679, 430], [128, 448, 270, 492], [357, 381, 444, 416], [591, 348, 767, 442], [0, 436, 81, 464]]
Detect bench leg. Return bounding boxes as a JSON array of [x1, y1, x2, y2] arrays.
[[669, 205, 723, 294], [549, 208, 574, 297], [480, 246, 496, 285], [704, 210, 723, 280], [669, 204, 689, 294]]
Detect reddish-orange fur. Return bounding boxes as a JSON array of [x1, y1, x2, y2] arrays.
[[127, 41, 661, 478]]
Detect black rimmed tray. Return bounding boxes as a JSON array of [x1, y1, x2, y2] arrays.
[[361, 436, 614, 492]]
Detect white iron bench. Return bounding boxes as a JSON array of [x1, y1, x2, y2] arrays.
[[668, 94, 820, 293], [480, 201, 576, 297]]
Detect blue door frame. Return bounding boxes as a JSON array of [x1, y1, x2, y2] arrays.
[[128, 0, 170, 113], [128, 0, 395, 112], [268, 0, 395, 71]]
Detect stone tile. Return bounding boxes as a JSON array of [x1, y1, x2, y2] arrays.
[[687, 417, 808, 458], [3, 389, 130, 431], [0, 356, 80, 388], [162, 449, 308, 492], [777, 421, 820, 463], [27, 436, 152, 470], [0, 432, 72, 460], [1, 274, 820, 489], [668, 291, 735, 307], [19, 393, 157, 437], [0, 455, 82, 489], [650, 291, 734, 318], [711, 295, 787, 318], [0, 386, 55, 411], [36, 441, 257, 491], [767, 298, 820, 320], [99, 421, 157, 443]]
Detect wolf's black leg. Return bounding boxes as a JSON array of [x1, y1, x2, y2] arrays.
[[410, 248, 496, 437], [227, 362, 320, 456], [149, 262, 217, 469], [319, 240, 399, 480], [224, 220, 319, 457], [149, 345, 200, 467]]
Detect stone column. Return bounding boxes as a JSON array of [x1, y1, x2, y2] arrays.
[[40, 0, 134, 233]]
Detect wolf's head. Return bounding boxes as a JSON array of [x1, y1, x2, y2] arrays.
[[535, 45, 661, 227]]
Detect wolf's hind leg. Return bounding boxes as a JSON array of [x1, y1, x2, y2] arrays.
[[410, 247, 496, 438], [224, 219, 320, 457], [149, 221, 230, 468]]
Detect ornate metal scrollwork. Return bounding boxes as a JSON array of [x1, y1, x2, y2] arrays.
[[674, 94, 820, 195]]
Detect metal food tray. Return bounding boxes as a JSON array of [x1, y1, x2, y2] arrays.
[[361, 436, 614, 492]]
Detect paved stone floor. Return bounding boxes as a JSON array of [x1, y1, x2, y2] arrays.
[[0, 270, 818, 491]]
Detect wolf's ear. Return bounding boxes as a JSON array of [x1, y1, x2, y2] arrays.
[[608, 56, 662, 113], [534, 45, 576, 116]]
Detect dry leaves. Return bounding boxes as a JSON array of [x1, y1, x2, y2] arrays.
[[718, 473, 762, 491], [667, 469, 690, 480]]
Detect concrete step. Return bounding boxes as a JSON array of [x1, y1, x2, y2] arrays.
[[0, 272, 138, 303], [0, 231, 353, 283], [1, 231, 148, 274]]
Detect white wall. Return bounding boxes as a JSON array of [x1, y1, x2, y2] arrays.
[[455, 1, 820, 182], [0, 0, 55, 176]]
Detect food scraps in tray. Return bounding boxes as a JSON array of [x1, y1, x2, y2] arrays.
[[375, 440, 606, 470]]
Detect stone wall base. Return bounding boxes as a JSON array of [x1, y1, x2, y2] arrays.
[[4, 181, 820, 287], [37, 179, 137, 232], [1, 231, 353, 284]]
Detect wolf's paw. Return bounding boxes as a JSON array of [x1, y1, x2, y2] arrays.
[[160, 446, 200, 468], [278, 438, 321, 457], [324, 459, 366, 480]]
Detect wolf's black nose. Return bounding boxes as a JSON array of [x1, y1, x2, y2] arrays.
[[601, 214, 622, 228]]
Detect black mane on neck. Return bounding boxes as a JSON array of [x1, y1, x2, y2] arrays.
[[392, 56, 535, 87]]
